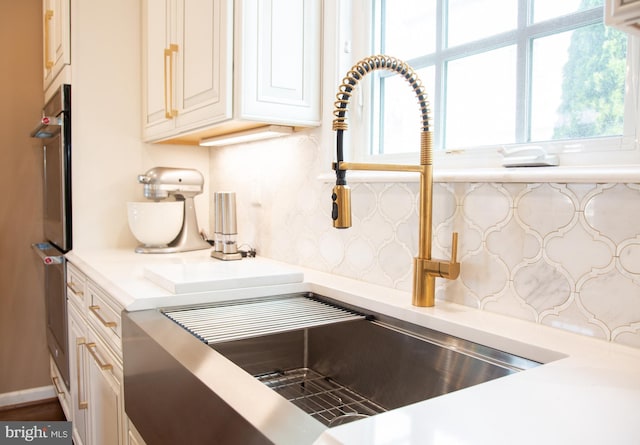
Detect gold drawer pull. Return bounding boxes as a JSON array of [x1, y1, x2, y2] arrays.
[[76, 337, 88, 410], [66, 281, 84, 297], [163, 43, 179, 118], [86, 342, 113, 371], [44, 9, 54, 69], [89, 305, 117, 328], [51, 376, 64, 395]]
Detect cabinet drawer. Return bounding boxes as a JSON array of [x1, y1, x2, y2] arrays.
[[87, 284, 122, 355], [67, 263, 87, 310]]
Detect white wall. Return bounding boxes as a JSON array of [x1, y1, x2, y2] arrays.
[[70, 0, 210, 251]]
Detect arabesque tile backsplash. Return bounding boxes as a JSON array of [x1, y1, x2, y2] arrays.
[[210, 133, 640, 349]]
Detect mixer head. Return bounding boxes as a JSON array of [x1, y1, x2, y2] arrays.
[[137, 167, 204, 200]]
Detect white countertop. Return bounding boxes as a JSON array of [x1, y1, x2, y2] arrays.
[[67, 248, 640, 445], [65, 249, 309, 311]]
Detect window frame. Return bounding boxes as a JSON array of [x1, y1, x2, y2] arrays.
[[348, 0, 640, 171]]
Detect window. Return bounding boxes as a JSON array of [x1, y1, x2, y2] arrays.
[[359, 0, 636, 165]]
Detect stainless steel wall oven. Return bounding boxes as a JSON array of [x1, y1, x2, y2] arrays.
[[31, 84, 72, 389]]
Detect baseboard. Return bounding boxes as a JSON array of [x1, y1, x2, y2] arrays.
[[0, 386, 56, 409]]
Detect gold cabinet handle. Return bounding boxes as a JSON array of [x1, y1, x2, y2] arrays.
[[89, 305, 117, 328], [86, 342, 113, 371], [44, 9, 54, 69], [163, 43, 179, 118], [76, 337, 88, 410], [51, 376, 64, 395], [66, 281, 84, 297]]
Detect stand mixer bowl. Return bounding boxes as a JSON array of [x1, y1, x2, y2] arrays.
[[127, 201, 184, 247]]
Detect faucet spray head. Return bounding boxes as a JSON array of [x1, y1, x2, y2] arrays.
[[331, 183, 352, 228]]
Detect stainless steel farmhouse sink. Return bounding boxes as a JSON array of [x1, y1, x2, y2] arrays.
[[123, 293, 547, 445]]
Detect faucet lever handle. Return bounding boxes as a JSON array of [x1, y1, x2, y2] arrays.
[[425, 232, 460, 280], [451, 232, 458, 264], [442, 232, 460, 280]]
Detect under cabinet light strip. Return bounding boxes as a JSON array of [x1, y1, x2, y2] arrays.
[[199, 125, 293, 147]]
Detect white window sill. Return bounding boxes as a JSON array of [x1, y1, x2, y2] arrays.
[[325, 138, 640, 183], [320, 164, 640, 184]]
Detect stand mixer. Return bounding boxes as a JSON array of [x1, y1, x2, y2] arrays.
[[135, 167, 211, 253]]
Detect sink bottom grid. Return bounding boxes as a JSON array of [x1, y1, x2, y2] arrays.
[[255, 367, 386, 427]]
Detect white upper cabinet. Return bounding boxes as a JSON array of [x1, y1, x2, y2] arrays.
[[606, 0, 640, 35], [142, 0, 321, 144], [177, 0, 232, 129], [143, 0, 232, 141], [236, 0, 321, 126], [42, 0, 71, 90]]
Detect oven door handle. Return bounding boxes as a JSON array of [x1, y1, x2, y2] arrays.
[[31, 115, 62, 139], [31, 242, 64, 265]]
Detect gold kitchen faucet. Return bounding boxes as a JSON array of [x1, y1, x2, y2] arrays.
[[331, 55, 460, 307]]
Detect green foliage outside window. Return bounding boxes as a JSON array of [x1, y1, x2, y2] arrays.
[[554, 1, 627, 139]]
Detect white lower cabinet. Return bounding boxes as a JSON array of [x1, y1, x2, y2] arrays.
[[85, 330, 123, 445], [68, 303, 88, 445], [65, 262, 132, 445]]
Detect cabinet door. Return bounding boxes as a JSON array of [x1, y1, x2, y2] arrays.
[[174, 0, 233, 131], [142, 0, 177, 138], [143, 0, 233, 141], [68, 305, 88, 445], [86, 332, 124, 445], [238, 0, 321, 125], [42, 0, 70, 90]]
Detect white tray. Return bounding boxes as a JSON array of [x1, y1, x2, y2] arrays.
[[143, 257, 304, 294]]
